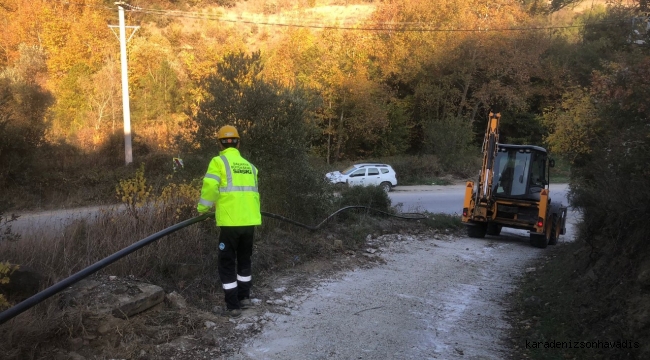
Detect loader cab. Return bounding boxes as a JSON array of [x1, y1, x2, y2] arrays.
[[492, 144, 549, 201]]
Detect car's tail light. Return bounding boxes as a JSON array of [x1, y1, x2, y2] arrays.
[[537, 217, 544, 227], [462, 208, 468, 217]]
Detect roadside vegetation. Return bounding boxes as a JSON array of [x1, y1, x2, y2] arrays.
[[508, 2, 650, 359], [511, 242, 641, 360], [0, 172, 458, 358], [548, 157, 571, 184]]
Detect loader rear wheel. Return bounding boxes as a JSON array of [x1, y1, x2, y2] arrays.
[[530, 233, 549, 249], [486, 223, 502, 236], [548, 215, 559, 246], [467, 223, 488, 238]]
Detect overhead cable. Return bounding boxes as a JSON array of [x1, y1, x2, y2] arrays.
[[119, 3, 625, 32]]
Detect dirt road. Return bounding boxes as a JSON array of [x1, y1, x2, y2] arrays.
[[226, 217, 577, 360]]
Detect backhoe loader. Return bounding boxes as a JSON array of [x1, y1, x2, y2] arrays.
[[461, 112, 567, 248]]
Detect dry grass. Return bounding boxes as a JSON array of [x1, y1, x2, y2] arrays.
[[0, 205, 215, 286]]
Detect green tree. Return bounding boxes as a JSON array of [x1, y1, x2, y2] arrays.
[[129, 35, 184, 123], [0, 74, 52, 188], [192, 51, 329, 222], [51, 63, 93, 138], [542, 88, 599, 164], [133, 60, 181, 123]]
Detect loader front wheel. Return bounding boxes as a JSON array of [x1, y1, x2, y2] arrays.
[[466, 223, 487, 238]]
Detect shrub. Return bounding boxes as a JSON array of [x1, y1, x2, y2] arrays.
[[115, 163, 152, 217], [0, 210, 20, 243], [420, 212, 463, 232], [0, 262, 16, 310], [155, 180, 201, 221], [379, 155, 443, 184], [336, 185, 392, 214]]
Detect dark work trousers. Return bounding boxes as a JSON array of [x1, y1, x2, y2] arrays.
[[218, 226, 254, 309]]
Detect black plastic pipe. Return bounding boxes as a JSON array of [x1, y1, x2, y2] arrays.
[[0, 212, 214, 325], [262, 206, 426, 231]]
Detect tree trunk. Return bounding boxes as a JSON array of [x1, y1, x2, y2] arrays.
[[336, 108, 344, 161], [327, 102, 332, 165], [470, 102, 481, 124], [457, 76, 471, 118], [458, 48, 477, 118]]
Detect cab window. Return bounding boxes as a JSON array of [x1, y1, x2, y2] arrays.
[[529, 153, 546, 188]]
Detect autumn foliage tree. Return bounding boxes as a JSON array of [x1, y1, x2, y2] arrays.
[[366, 0, 551, 159]]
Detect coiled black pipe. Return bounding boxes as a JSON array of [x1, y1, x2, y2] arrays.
[[262, 206, 427, 230], [0, 207, 426, 325]]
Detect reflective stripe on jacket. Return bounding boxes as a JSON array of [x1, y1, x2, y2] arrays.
[[197, 148, 261, 226]]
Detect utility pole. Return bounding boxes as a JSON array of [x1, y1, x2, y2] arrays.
[[109, 2, 139, 165]]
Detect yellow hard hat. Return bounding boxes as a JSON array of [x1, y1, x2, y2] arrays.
[[217, 125, 240, 140]]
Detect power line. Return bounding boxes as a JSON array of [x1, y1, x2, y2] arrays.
[[122, 3, 376, 26], [121, 3, 625, 33], [1, 0, 113, 12], [57, 0, 115, 11]]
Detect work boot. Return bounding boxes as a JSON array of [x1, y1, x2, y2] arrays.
[[239, 298, 252, 309], [223, 308, 242, 318]]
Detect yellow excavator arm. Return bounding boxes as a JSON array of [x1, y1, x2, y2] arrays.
[[463, 112, 501, 222], [478, 112, 500, 203]]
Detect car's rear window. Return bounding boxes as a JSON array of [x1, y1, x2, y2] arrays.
[[381, 168, 389, 174], [341, 166, 357, 175]]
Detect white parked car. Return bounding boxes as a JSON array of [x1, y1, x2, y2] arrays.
[[325, 163, 398, 192]]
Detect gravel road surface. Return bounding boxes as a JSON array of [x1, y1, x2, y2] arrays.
[[229, 213, 578, 360]]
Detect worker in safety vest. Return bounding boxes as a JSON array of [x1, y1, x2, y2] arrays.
[[197, 125, 261, 318]]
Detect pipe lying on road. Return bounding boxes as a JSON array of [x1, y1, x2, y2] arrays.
[[0, 207, 426, 325]]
